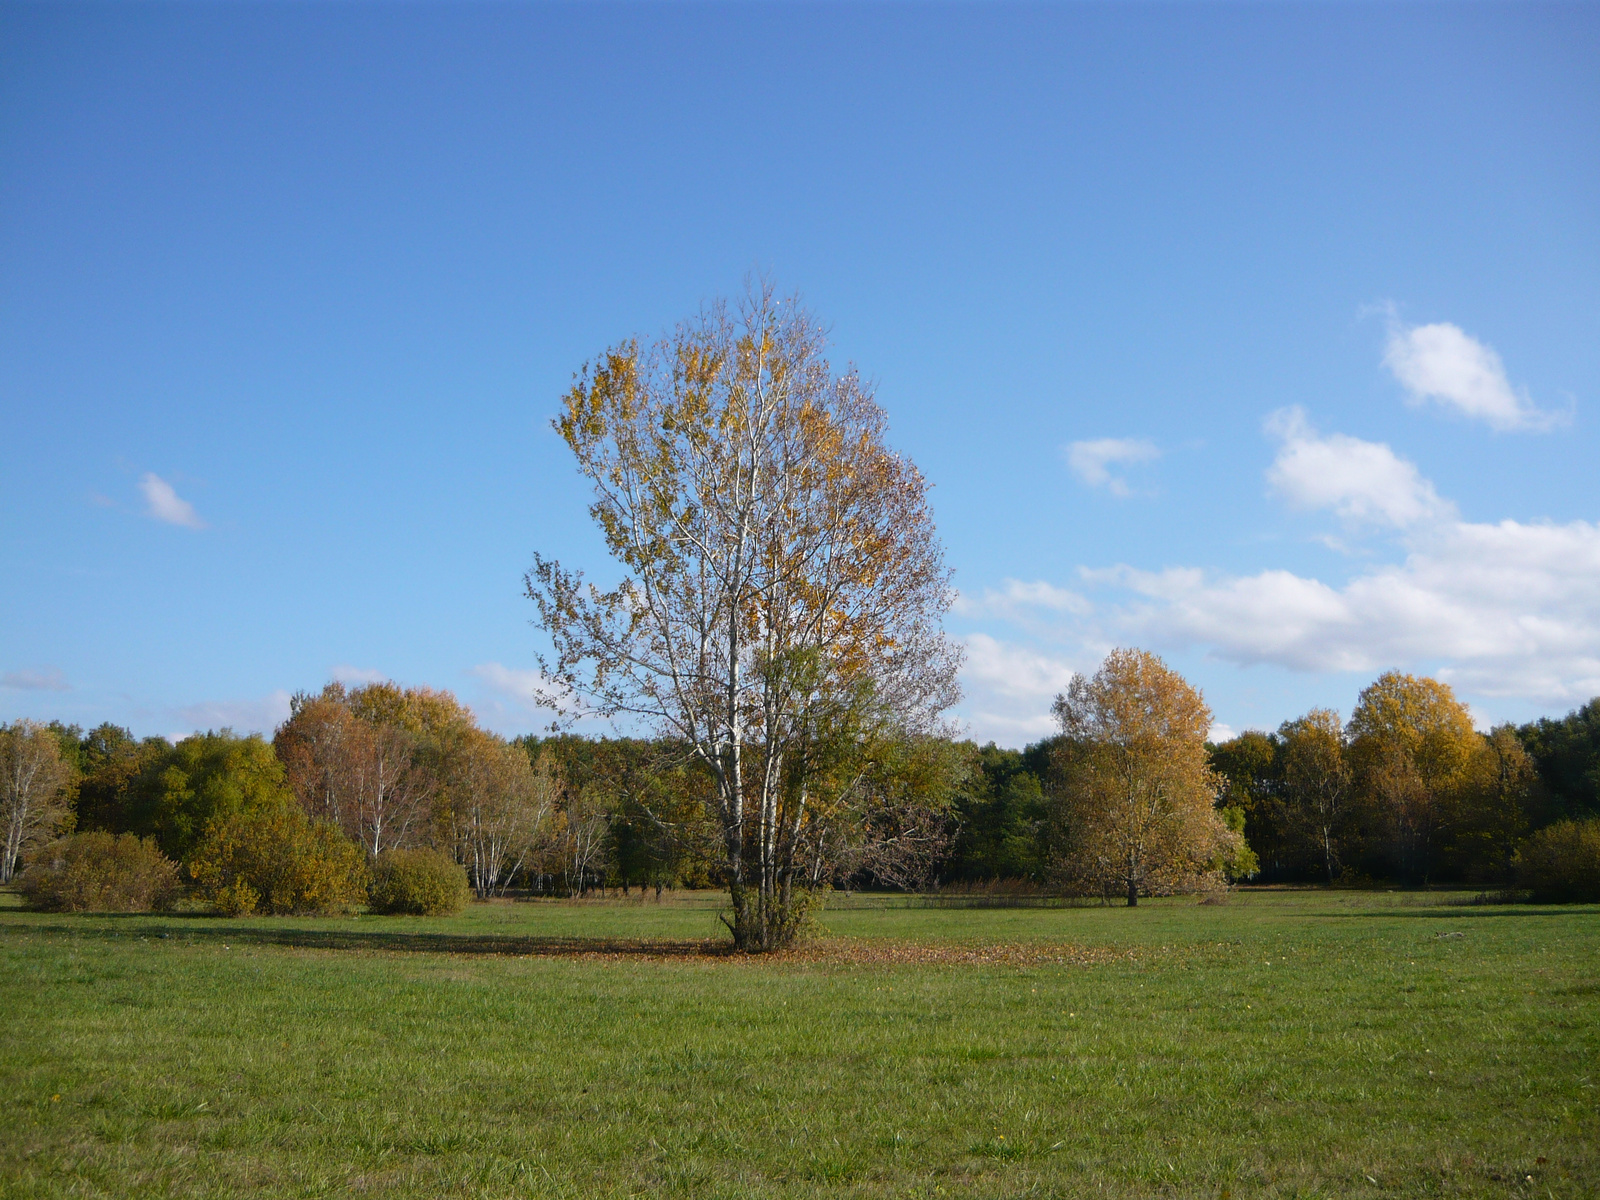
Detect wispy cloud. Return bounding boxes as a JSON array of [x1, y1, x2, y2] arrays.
[[467, 662, 600, 735], [1265, 407, 1453, 528], [954, 633, 1086, 744], [1064, 437, 1160, 497], [171, 690, 292, 737], [962, 633, 1080, 702], [331, 664, 387, 685], [954, 578, 1091, 620], [1383, 319, 1564, 432], [139, 473, 206, 529], [469, 662, 548, 709], [1085, 469, 1600, 705], [1, 668, 70, 692]]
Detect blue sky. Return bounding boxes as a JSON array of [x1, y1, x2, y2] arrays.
[[2, 2, 1597, 745]]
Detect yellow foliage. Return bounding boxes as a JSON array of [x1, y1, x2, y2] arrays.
[[189, 800, 368, 916], [1051, 649, 1237, 903], [1348, 671, 1479, 793], [530, 281, 961, 950]]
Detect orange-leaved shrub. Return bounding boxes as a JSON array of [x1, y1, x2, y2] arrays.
[[19, 831, 181, 912], [1516, 819, 1600, 904], [368, 847, 469, 915], [189, 800, 368, 916]]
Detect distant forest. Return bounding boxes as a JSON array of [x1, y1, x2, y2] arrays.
[[11, 682, 1598, 894]]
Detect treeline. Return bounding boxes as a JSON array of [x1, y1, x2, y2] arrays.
[[1209, 676, 1600, 887], [948, 673, 1599, 891], [4, 669, 1599, 910], [0, 677, 960, 909], [0, 681, 713, 915]]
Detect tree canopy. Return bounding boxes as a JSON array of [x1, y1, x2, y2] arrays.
[[528, 283, 961, 948], [1050, 648, 1236, 904]]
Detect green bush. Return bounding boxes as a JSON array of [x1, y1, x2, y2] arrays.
[[18, 831, 181, 912], [116, 729, 298, 862], [189, 801, 368, 916], [1516, 818, 1600, 903], [368, 847, 469, 915]]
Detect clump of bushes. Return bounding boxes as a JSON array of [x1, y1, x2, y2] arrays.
[[189, 801, 368, 916], [1516, 819, 1600, 903], [369, 847, 469, 915], [19, 831, 181, 912]]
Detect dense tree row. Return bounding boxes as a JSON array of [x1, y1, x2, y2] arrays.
[[1209, 677, 1598, 886], [928, 677, 1597, 893], [2, 683, 575, 905], [3, 669, 1598, 908]]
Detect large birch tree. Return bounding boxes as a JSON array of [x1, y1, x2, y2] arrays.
[[527, 284, 960, 950]]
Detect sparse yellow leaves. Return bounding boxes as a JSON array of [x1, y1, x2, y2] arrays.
[[526, 282, 960, 949]]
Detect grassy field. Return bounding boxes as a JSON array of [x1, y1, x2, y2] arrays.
[[1, 889, 1595, 1198]]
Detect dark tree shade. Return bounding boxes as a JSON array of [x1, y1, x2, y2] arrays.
[[941, 742, 1052, 884], [1519, 700, 1600, 823]]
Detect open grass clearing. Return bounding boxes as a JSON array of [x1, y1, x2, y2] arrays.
[[2, 889, 1595, 1198]]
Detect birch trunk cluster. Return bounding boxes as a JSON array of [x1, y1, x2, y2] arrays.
[[1278, 708, 1351, 884], [449, 727, 561, 899], [1, 720, 75, 883], [275, 681, 558, 889]]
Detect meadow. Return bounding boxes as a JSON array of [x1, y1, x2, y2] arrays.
[[1, 889, 1595, 1199]]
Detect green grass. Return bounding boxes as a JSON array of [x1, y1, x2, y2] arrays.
[[2, 889, 1596, 1198]]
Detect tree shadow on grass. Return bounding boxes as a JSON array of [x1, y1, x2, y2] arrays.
[[2, 918, 739, 959]]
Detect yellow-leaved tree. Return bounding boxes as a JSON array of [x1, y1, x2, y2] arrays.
[[1347, 671, 1482, 882], [1051, 649, 1240, 905], [448, 729, 561, 899], [275, 680, 478, 857], [188, 798, 368, 916], [1278, 708, 1351, 883]]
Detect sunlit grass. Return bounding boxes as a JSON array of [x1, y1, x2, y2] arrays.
[[2, 889, 1595, 1197]]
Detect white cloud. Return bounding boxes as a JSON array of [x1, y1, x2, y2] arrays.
[[954, 633, 1086, 745], [331, 664, 387, 685], [171, 690, 292, 737], [469, 662, 548, 708], [961, 633, 1081, 702], [962, 414, 1600, 734], [1, 668, 69, 692], [466, 662, 602, 735], [139, 473, 206, 529], [953, 578, 1092, 620], [1383, 320, 1563, 432], [1064, 438, 1160, 496], [1265, 407, 1453, 528], [1094, 515, 1600, 705], [964, 709, 1062, 745], [1207, 723, 1238, 745]]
